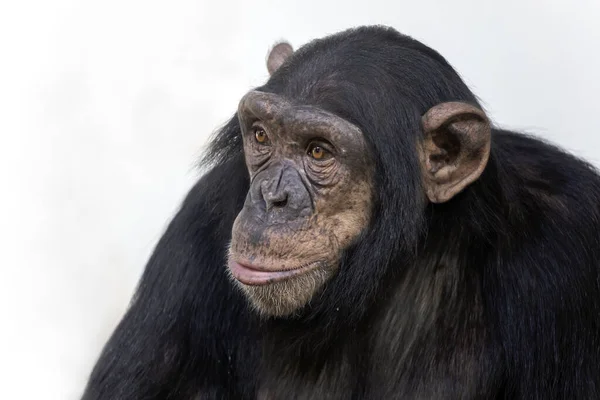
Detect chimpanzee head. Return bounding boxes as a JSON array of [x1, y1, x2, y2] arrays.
[[227, 27, 491, 317]]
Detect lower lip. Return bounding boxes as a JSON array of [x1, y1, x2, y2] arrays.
[[228, 260, 318, 286]]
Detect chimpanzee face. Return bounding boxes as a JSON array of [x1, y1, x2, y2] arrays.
[[228, 90, 374, 317]]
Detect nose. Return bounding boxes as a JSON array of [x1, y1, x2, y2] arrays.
[[262, 183, 288, 210], [249, 163, 312, 223]]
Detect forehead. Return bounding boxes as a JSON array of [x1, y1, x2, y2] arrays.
[[238, 90, 366, 148]]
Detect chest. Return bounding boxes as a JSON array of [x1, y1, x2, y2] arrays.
[[255, 332, 495, 400]]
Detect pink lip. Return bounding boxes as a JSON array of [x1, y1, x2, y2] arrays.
[[228, 260, 319, 286]]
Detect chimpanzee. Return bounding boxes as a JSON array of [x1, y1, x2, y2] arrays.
[[81, 26, 600, 399]]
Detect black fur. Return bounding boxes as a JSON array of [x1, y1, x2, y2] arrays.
[[81, 26, 600, 399]]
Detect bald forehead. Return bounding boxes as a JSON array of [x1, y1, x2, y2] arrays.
[[238, 90, 366, 150]]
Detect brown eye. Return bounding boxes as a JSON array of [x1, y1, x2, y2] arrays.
[[254, 127, 268, 144], [310, 145, 326, 159]]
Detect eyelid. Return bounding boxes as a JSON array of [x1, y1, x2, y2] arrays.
[[250, 120, 265, 130], [307, 140, 335, 157], [250, 122, 271, 146], [251, 124, 266, 135]]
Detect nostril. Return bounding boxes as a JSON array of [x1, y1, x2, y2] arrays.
[[265, 192, 288, 208], [272, 198, 287, 208], [263, 188, 289, 211], [265, 190, 288, 209]]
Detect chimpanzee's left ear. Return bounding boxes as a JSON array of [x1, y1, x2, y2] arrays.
[[419, 102, 491, 203], [266, 42, 294, 75]]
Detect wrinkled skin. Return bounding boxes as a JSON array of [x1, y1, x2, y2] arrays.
[[228, 91, 374, 317]]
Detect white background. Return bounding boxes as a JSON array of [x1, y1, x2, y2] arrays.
[[0, 1, 599, 399]]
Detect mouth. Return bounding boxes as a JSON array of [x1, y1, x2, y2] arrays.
[[228, 259, 321, 286]]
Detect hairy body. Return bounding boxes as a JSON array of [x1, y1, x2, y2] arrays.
[[82, 26, 600, 400]]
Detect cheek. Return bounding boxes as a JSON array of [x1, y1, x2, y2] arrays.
[[304, 158, 341, 187], [315, 179, 373, 246]]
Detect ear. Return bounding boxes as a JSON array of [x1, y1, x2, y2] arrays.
[[266, 42, 294, 75], [419, 102, 491, 203]]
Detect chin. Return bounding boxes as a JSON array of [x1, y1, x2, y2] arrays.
[[227, 258, 335, 317]]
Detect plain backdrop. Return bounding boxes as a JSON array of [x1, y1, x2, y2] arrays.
[[0, 0, 599, 399]]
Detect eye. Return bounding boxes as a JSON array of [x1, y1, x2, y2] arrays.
[[253, 127, 268, 144], [308, 144, 330, 160]]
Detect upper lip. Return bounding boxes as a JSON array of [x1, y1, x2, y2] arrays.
[[228, 259, 320, 286]]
